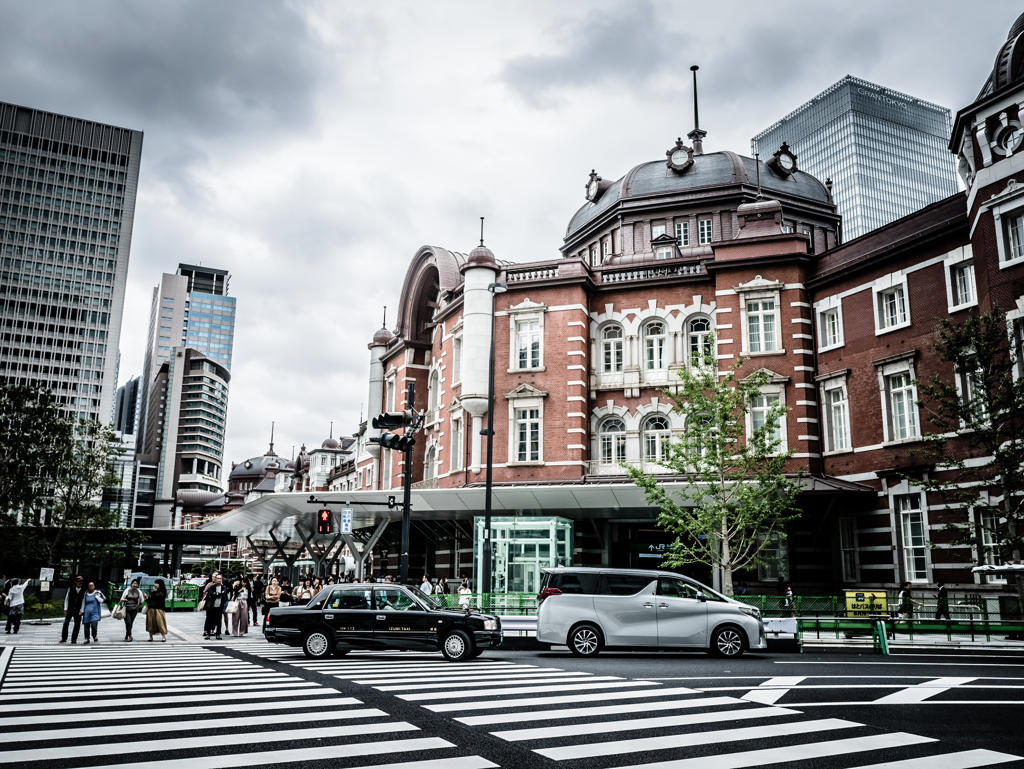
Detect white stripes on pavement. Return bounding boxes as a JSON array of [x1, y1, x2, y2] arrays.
[[609, 732, 937, 769], [874, 677, 977, 704], [376, 674, 605, 692], [456, 694, 739, 726], [1, 708, 388, 744], [401, 678, 649, 701], [426, 684, 694, 712], [1, 686, 331, 711], [534, 717, 860, 761], [0, 679, 319, 702], [848, 749, 1023, 768], [2, 673, 290, 693], [492, 705, 801, 742]]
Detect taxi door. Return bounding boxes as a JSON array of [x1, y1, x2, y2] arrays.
[[322, 587, 374, 647], [373, 587, 435, 650]]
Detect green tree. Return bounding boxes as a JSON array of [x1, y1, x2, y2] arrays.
[[625, 338, 803, 595], [0, 384, 70, 517], [916, 309, 1024, 608]]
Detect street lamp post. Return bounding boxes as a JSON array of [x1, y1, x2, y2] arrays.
[[481, 280, 507, 605]]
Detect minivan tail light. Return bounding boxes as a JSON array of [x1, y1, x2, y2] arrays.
[[537, 587, 562, 604]]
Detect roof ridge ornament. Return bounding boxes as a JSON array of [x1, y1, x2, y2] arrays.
[[687, 65, 707, 155]]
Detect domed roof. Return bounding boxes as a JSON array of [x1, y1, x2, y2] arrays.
[[321, 437, 340, 449], [463, 243, 498, 271], [565, 151, 831, 238], [371, 325, 394, 347], [979, 12, 1024, 98], [228, 454, 283, 480]]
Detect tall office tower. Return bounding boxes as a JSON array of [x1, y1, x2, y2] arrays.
[[142, 347, 230, 528], [0, 102, 142, 419], [137, 264, 235, 451], [752, 76, 959, 241], [113, 374, 140, 435]]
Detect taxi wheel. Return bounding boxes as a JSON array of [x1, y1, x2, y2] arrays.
[[441, 630, 473, 662], [568, 624, 602, 657], [709, 625, 745, 658], [302, 629, 333, 660]]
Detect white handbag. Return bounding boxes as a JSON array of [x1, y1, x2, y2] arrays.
[[224, 600, 238, 615]]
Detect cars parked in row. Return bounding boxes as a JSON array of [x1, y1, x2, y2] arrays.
[[537, 567, 765, 658]]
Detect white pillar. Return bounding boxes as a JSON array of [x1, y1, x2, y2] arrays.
[[471, 414, 483, 474]]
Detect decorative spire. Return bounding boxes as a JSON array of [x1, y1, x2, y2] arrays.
[[329, 421, 333, 439], [479, 216, 485, 246], [754, 152, 763, 200], [266, 421, 277, 456], [687, 65, 707, 155]]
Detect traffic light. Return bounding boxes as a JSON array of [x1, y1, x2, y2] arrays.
[[317, 508, 332, 535], [372, 411, 415, 429], [373, 432, 416, 451]]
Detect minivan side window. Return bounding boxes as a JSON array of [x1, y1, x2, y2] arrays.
[[657, 578, 702, 600], [554, 573, 600, 594], [600, 575, 655, 595]]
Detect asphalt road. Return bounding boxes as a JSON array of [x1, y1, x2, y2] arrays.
[[0, 642, 1021, 769]]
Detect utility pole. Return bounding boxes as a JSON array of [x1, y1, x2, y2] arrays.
[[401, 383, 415, 584]]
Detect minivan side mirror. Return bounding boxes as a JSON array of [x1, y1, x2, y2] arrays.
[[696, 592, 707, 602]]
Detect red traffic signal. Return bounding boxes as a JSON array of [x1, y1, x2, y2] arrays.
[[317, 508, 332, 534]]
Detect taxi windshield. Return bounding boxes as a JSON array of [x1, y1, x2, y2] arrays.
[[417, 593, 444, 610]]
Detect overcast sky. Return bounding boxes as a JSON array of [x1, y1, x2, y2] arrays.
[[0, 1, 1018, 467]]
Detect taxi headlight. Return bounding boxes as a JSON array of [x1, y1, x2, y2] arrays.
[[483, 619, 497, 630], [738, 605, 761, 620]]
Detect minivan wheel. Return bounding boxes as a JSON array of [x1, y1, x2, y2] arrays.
[[441, 630, 473, 662], [568, 624, 602, 657], [303, 629, 333, 659], [709, 626, 745, 658]]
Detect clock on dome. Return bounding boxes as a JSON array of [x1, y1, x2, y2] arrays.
[[585, 170, 609, 202], [665, 137, 694, 174], [766, 142, 798, 177]]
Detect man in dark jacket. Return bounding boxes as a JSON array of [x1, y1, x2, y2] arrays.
[[202, 572, 226, 640], [60, 575, 87, 644]]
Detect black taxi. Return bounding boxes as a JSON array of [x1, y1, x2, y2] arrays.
[[264, 583, 502, 661]]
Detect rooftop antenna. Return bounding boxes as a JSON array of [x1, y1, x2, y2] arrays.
[[687, 65, 708, 155], [330, 421, 333, 440], [479, 216, 485, 246], [754, 152, 763, 200], [268, 421, 275, 454], [382, 306, 387, 329]]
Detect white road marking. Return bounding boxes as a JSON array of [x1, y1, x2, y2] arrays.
[[402, 678, 649, 701], [535, 717, 861, 760], [610, 732, 936, 769], [873, 677, 976, 704], [848, 748, 1023, 768], [493, 705, 801, 742], [426, 685, 692, 712], [1, 686, 333, 712], [81, 737, 460, 769], [0, 679, 318, 701], [2, 673, 290, 693], [456, 695, 740, 726], [376, 674, 601, 691], [741, 689, 790, 704]]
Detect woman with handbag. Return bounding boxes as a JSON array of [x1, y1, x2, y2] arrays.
[[119, 578, 144, 642], [80, 582, 105, 644], [4, 578, 27, 634], [263, 576, 281, 624], [230, 577, 249, 637], [145, 579, 168, 642]]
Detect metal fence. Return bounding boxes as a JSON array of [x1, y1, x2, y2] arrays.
[[107, 582, 201, 611], [731, 593, 1022, 622], [797, 615, 1024, 644]]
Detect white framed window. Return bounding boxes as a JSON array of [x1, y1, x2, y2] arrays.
[[1009, 212, 1024, 262], [956, 357, 988, 426], [386, 377, 396, 412], [655, 245, 674, 260], [651, 223, 666, 240], [602, 325, 624, 372], [515, 408, 541, 462], [644, 321, 666, 370], [887, 372, 918, 441], [944, 247, 977, 312], [676, 222, 689, 247], [589, 245, 598, 266], [602, 237, 611, 261], [427, 370, 439, 414], [517, 320, 542, 369], [746, 300, 777, 352], [451, 416, 463, 471], [872, 273, 911, 334], [599, 417, 626, 466], [981, 509, 1006, 584], [687, 316, 713, 366], [698, 218, 713, 244], [815, 295, 844, 351], [821, 378, 851, 452], [898, 494, 929, 583], [452, 335, 463, 384], [423, 446, 436, 480], [839, 518, 857, 582], [1012, 314, 1024, 381], [749, 393, 781, 445], [801, 228, 814, 254], [642, 415, 671, 464], [757, 533, 789, 581]]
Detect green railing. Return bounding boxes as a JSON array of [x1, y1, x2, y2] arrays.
[[106, 582, 201, 611], [429, 592, 538, 615], [797, 615, 1024, 644]]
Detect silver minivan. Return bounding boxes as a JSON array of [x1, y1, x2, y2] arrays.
[[536, 567, 766, 658]]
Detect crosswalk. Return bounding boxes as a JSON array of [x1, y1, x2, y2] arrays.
[[0, 645, 497, 768], [243, 646, 1024, 768]]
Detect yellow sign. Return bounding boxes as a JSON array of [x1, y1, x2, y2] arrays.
[[845, 591, 888, 616]]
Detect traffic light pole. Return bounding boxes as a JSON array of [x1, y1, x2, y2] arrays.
[[400, 443, 413, 584], [482, 282, 506, 605]]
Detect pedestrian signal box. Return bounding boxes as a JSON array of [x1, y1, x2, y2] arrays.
[[317, 508, 332, 535]]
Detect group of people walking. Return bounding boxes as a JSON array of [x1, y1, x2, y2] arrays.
[[59, 576, 169, 644]]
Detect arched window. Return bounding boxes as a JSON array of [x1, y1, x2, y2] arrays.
[[643, 415, 671, 463], [688, 317, 712, 366], [644, 322, 666, 370], [428, 370, 439, 412], [599, 417, 626, 466], [602, 325, 623, 372], [424, 446, 436, 480]]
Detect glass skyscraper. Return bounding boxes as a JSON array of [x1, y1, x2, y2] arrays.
[[752, 76, 959, 241], [0, 102, 143, 421]]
